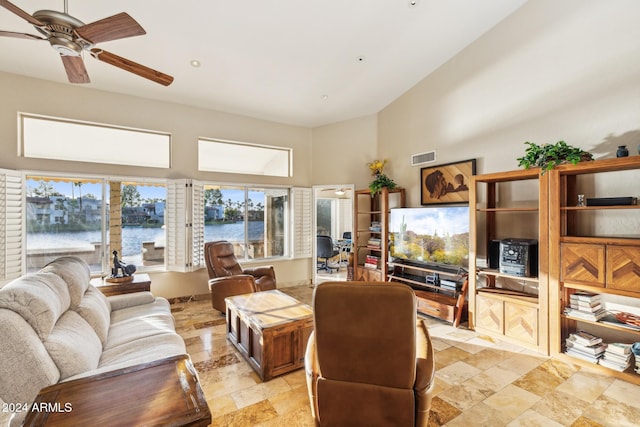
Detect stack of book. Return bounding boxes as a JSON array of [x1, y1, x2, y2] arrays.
[[440, 279, 460, 292], [599, 343, 632, 372], [364, 255, 379, 269], [369, 221, 381, 232], [565, 331, 606, 364], [367, 237, 381, 249], [564, 292, 606, 321]]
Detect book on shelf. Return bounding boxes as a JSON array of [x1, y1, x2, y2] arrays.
[[565, 348, 601, 364], [569, 331, 602, 346], [369, 221, 381, 232], [569, 300, 603, 310], [564, 307, 607, 321], [570, 292, 601, 303], [565, 337, 607, 356], [599, 354, 632, 372], [606, 342, 631, 356], [599, 313, 640, 331]]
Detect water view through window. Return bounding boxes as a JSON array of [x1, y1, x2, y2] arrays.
[[25, 177, 166, 273]]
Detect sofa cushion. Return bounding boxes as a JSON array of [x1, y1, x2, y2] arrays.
[[109, 296, 172, 324], [104, 313, 176, 350], [44, 311, 102, 380], [74, 285, 111, 345], [97, 332, 186, 372], [0, 272, 70, 340], [41, 256, 91, 308]]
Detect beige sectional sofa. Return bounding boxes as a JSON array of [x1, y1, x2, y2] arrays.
[[0, 256, 187, 426]]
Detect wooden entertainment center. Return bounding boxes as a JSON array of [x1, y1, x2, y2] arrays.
[[353, 186, 469, 327]]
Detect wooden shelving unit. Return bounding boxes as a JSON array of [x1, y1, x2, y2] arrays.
[[469, 168, 550, 354], [549, 156, 640, 385], [353, 187, 405, 282]]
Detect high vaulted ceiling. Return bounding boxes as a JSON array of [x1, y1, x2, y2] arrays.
[[0, 0, 527, 127]]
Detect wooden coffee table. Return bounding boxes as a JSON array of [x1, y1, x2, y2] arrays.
[[226, 290, 313, 381], [23, 355, 210, 426]]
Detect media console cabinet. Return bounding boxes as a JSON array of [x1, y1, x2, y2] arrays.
[[388, 262, 469, 327]]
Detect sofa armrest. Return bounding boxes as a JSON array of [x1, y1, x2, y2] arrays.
[[414, 320, 435, 427], [107, 292, 156, 311]]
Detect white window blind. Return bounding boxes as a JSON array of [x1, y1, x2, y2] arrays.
[[291, 187, 312, 258], [190, 180, 205, 271], [0, 169, 24, 282], [165, 179, 204, 272]]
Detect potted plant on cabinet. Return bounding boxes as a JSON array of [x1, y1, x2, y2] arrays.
[[517, 140, 593, 174]]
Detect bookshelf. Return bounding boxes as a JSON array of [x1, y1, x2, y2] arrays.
[[353, 187, 405, 282], [549, 156, 640, 385], [469, 168, 550, 354]]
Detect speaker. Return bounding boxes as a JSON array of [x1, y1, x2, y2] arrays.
[[488, 240, 501, 269]]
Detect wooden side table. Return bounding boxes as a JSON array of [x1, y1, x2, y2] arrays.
[[24, 355, 211, 427], [92, 273, 151, 297]]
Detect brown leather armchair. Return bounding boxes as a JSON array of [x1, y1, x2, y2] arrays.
[[204, 240, 277, 313], [305, 281, 435, 427]]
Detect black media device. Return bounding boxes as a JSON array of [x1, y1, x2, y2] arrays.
[[488, 239, 501, 269], [499, 238, 538, 277]]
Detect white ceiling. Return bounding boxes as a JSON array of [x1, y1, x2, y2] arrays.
[[0, 0, 527, 127]]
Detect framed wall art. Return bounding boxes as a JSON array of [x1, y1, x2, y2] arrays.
[[420, 159, 476, 205]]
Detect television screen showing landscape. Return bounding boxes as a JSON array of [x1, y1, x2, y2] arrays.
[[389, 206, 470, 268]]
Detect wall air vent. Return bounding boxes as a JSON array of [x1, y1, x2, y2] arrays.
[[411, 150, 436, 166]]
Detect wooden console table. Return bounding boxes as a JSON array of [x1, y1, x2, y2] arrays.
[[92, 273, 151, 296], [226, 290, 313, 381], [24, 355, 211, 426]]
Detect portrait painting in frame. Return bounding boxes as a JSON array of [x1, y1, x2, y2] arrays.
[[421, 159, 476, 205]]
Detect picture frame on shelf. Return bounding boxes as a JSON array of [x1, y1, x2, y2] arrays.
[[421, 159, 476, 205]]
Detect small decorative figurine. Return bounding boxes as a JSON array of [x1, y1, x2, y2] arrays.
[[109, 250, 136, 281]]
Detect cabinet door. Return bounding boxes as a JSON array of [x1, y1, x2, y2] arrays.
[[504, 302, 538, 346], [560, 243, 605, 286], [475, 294, 503, 333], [606, 245, 640, 293]]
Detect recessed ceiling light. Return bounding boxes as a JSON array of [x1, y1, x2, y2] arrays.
[[356, 56, 365, 63], [321, 94, 329, 100], [190, 60, 201, 68]]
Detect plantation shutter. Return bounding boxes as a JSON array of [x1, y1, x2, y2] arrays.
[[0, 169, 24, 282], [165, 179, 204, 272], [291, 187, 312, 258], [190, 180, 205, 271]]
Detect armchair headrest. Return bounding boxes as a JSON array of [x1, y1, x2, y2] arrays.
[[312, 281, 417, 389]]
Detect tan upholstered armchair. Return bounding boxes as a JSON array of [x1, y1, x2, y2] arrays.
[[305, 281, 435, 427], [204, 240, 277, 312]]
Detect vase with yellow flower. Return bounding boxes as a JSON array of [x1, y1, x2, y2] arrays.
[[367, 159, 397, 196]]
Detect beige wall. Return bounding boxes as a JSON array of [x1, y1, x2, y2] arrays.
[[378, 0, 640, 207], [311, 114, 378, 189], [0, 71, 313, 298]]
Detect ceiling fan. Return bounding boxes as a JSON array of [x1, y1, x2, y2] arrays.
[[0, 0, 173, 86]]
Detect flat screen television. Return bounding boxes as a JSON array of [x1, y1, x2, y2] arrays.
[[389, 206, 470, 271]]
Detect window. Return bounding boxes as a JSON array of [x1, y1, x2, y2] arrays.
[[20, 113, 171, 168], [25, 176, 166, 274], [203, 185, 289, 260], [198, 138, 292, 177]]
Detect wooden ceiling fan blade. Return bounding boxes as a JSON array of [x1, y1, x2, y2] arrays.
[[90, 49, 173, 86], [0, 30, 45, 40], [61, 55, 90, 84], [76, 12, 145, 44], [0, 0, 44, 26]]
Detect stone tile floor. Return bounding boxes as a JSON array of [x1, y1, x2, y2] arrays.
[[172, 285, 640, 427]]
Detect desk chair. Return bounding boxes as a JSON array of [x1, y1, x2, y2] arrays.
[[317, 235, 339, 273]]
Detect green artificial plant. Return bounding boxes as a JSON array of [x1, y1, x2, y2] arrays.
[[517, 140, 593, 174]]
